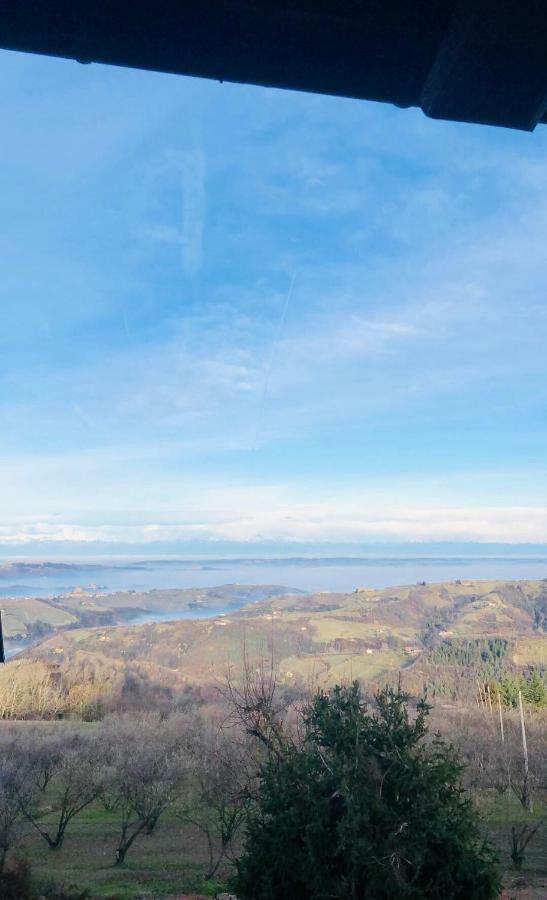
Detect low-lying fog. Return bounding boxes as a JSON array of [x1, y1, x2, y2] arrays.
[[2, 556, 547, 598]]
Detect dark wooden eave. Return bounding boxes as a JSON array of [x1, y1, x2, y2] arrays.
[[1, 1, 547, 131]]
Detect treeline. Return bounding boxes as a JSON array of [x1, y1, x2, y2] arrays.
[[488, 669, 546, 709], [428, 637, 508, 669], [2, 650, 545, 729], [0, 657, 206, 721], [406, 637, 546, 708]]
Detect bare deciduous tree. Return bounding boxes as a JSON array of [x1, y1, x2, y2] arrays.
[[219, 645, 298, 761], [177, 722, 253, 878], [0, 755, 32, 872], [100, 714, 188, 865], [510, 821, 543, 870], [18, 730, 102, 850]]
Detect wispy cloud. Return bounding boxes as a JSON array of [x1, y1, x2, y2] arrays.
[[3, 503, 547, 545], [1, 52, 547, 547], [138, 146, 206, 275]]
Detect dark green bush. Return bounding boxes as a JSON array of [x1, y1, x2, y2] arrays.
[[235, 683, 501, 899]]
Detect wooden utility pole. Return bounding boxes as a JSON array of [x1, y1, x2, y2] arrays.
[[497, 691, 504, 744], [518, 690, 532, 812]]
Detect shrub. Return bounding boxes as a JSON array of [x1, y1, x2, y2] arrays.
[[235, 683, 501, 899]]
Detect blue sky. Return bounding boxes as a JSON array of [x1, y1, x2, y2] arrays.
[[1, 49, 547, 550]]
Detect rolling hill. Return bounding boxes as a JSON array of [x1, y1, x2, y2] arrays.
[[0, 584, 301, 655], [17, 579, 547, 705]]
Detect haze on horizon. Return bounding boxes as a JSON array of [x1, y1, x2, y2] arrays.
[[2, 50, 547, 553]]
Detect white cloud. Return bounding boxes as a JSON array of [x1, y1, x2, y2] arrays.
[[2, 60, 547, 549], [2, 502, 547, 545]]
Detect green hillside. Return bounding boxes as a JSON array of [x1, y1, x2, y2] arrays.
[[16, 579, 546, 707], [0, 583, 299, 647]]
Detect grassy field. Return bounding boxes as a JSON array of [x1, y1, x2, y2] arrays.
[[18, 803, 231, 899], [2, 597, 78, 637], [512, 634, 547, 667], [479, 793, 547, 900], [12, 792, 546, 899]]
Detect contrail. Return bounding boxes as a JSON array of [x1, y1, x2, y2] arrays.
[[254, 272, 296, 449], [180, 148, 206, 276], [72, 402, 95, 429]]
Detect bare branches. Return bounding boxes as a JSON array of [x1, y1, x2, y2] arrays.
[[176, 721, 253, 878], [0, 755, 29, 873], [218, 642, 297, 761], [510, 821, 543, 870], [16, 730, 102, 850], [100, 713, 189, 865]]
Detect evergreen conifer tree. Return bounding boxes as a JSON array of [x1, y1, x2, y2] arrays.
[[235, 683, 501, 900]]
